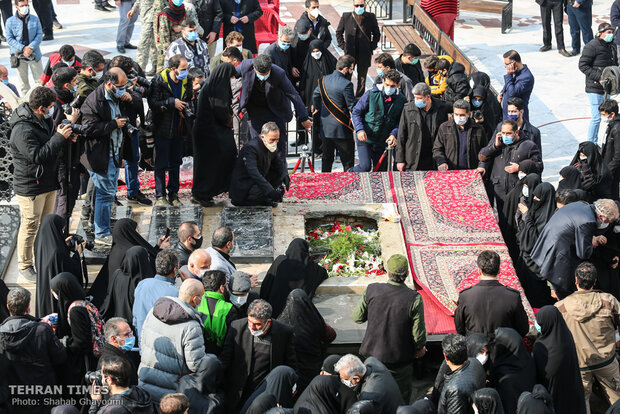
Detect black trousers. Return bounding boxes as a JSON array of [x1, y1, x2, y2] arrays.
[[234, 170, 282, 206], [355, 60, 370, 98], [32, 0, 53, 36], [0, 0, 12, 36], [541, 3, 565, 49], [321, 137, 355, 172]]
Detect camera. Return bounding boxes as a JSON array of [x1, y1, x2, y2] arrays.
[[182, 106, 196, 120], [69, 233, 95, 251], [84, 370, 102, 386], [472, 110, 484, 122], [63, 96, 85, 115], [60, 119, 88, 135], [128, 72, 151, 88], [126, 123, 139, 135]]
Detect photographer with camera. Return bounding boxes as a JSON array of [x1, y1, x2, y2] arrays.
[[9, 86, 76, 281], [148, 54, 193, 207], [81, 67, 135, 247], [109, 55, 152, 207], [89, 356, 156, 413]]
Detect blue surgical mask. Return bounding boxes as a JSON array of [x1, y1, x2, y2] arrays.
[[44, 105, 55, 119], [120, 335, 135, 352], [186, 31, 199, 42], [604, 33, 614, 43], [279, 41, 291, 50], [534, 320, 542, 334], [113, 86, 126, 99], [376, 68, 383, 78], [507, 114, 519, 121], [410, 57, 419, 65], [71, 84, 78, 93], [384, 87, 396, 96], [63, 59, 75, 67], [354, 6, 364, 14], [298, 33, 310, 41], [176, 69, 188, 80], [414, 99, 426, 109], [472, 100, 483, 108], [172, 0, 183, 6], [502, 134, 514, 145], [2, 79, 8, 85], [256, 72, 270, 81]]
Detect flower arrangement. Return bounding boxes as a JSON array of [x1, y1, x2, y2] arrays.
[[307, 221, 385, 277]]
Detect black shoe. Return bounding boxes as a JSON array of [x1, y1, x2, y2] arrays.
[[114, 197, 123, 206], [539, 45, 551, 52], [124, 43, 137, 49], [42, 34, 54, 41], [190, 196, 214, 207], [127, 192, 153, 206], [94, 5, 110, 11], [104, 1, 116, 7], [117, 45, 126, 54], [559, 49, 571, 57], [570, 49, 580, 56], [169, 193, 182, 206], [53, 19, 63, 29]]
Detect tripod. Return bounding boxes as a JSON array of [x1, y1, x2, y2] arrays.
[[291, 145, 315, 173]]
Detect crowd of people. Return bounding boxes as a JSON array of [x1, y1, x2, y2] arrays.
[[2, 0, 620, 411]]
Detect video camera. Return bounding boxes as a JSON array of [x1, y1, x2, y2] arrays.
[[68, 233, 95, 251]]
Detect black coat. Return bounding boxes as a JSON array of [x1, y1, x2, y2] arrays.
[[265, 42, 293, 81], [479, 137, 543, 200], [173, 241, 192, 266], [147, 69, 192, 140], [335, 12, 380, 66], [578, 37, 618, 94], [436, 358, 487, 414], [197, 0, 223, 37], [493, 120, 542, 151], [433, 119, 488, 169], [298, 12, 332, 49], [395, 55, 424, 86], [454, 279, 529, 337], [218, 318, 297, 406], [96, 342, 139, 385], [221, 0, 263, 53], [312, 70, 356, 139], [396, 97, 452, 170], [358, 357, 404, 414], [228, 136, 287, 205], [603, 116, 620, 180], [8, 103, 67, 197], [81, 84, 133, 174], [443, 62, 471, 104]]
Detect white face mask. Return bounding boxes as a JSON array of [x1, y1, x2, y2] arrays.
[[263, 139, 278, 152], [476, 353, 488, 366], [309, 8, 320, 18], [230, 294, 248, 306], [473, 404, 479, 414], [199, 268, 208, 278], [598, 218, 610, 229], [250, 326, 266, 337], [311, 51, 322, 60], [18, 5, 29, 15], [522, 186, 529, 198], [341, 378, 356, 388], [236, 45, 243, 52], [469, 79, 475, 89], [518, 172, 526, 180], [453, 115, 467, 126], [292, 383, 297, 394], [580, 155, 588, 161]]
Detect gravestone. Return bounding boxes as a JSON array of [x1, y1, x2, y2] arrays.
[[221, 207, 273, 263], [147, 206, 203, 247], [76, 206, 133, 264], [0, 206, 20, 278]]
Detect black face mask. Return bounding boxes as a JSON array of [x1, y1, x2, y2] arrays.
[[191, 235, 203, 249]]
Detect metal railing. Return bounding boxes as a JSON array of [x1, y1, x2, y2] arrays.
[[367, 0, 393, 20]]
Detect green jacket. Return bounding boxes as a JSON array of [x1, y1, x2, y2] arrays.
[[196, 291, 234, 348], [363, 89, 406, 144]]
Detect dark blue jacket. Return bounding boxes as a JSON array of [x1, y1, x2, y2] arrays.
[[236, 59, 308, 123], [501, 64, 535, 121], [312, 70, 356, 139]]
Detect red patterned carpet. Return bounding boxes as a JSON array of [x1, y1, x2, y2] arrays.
[[120, 170, 533, 334]]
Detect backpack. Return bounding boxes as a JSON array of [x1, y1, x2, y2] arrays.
[[67, 300, 106, 357]]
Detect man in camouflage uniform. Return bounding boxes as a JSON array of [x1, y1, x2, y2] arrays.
[[154, 0, 184, 72], [129, 0, 158, 74]]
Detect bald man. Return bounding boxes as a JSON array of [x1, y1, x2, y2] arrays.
[[176, 249, 212, 286], [82, 67, 132, 246], [139, 278, 208, 402]]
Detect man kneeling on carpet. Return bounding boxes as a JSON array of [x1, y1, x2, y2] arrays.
[[229, 122, 291, 207]]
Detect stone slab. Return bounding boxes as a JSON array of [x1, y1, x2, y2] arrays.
[[0, 205, 20, 279], [313, 293, 366, 345], [147, 206, 203, 247], [76, 206, 133, 265], [221, 207, 274, 263]]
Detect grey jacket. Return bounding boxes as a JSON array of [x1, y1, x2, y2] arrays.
[[205, 247, 236, 281], [138, 296, 209, 402]]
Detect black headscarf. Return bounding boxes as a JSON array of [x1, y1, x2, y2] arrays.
[[300, 39, 337, 105], [50, 272, 86, 339], [570, 141, 613, 198], [396, 400, 435, 414], [246, 394, 277, 414], [469, 71, 502, 125], [467, 333, 490, 357], [205, 62, 237, 126], [347, 400, 377, 414], [489, 328, 536, 414], [98, 246, 155, 322], [294, 375, 342, 414], [517, 183, 556, 254], [89, 218, 156, 308], [321, 354, 342, 374], [177, 355, 223, 412], [260, 238, 328, 318], [278, 289, 329, 390], [473, 388, 505, 414], [502, 169, 541, 259], [516, 384, 555, 414], [35, 214, 83, 318], [532, 306, 586, 414], [242, 366, 298, 413], [557, 166, 583, 191], [157, 0, 186, 27]]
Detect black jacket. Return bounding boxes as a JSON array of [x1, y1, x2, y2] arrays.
[[443, 62, 471, 104], [335, 12, 380, 65], [197, 0, 223, 37], [9, 103, 67, 196], [454, 279, 530, 337], [298, 12, 332, 49], [396, 97, 452, 170], [148, 69, 193, 140], [221, 0, 263, 53], [173, 241, 193, 266], [88, 386, 156, 414], [357, 357, 404, 413], [493, 119, 542, 152], [96, 343, 139, 385], [479, 137, 543, 200], [579, 37, 618, 94], [395, 55, 424, 85], [228, 138, 288, 205], [218, 318, 297, 407], [0, 315, 67, 388], [433, 119, 488, 169], [436, 359, 487, 414], [81, 84, 133, 174], [603, 116, 620, 179]]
